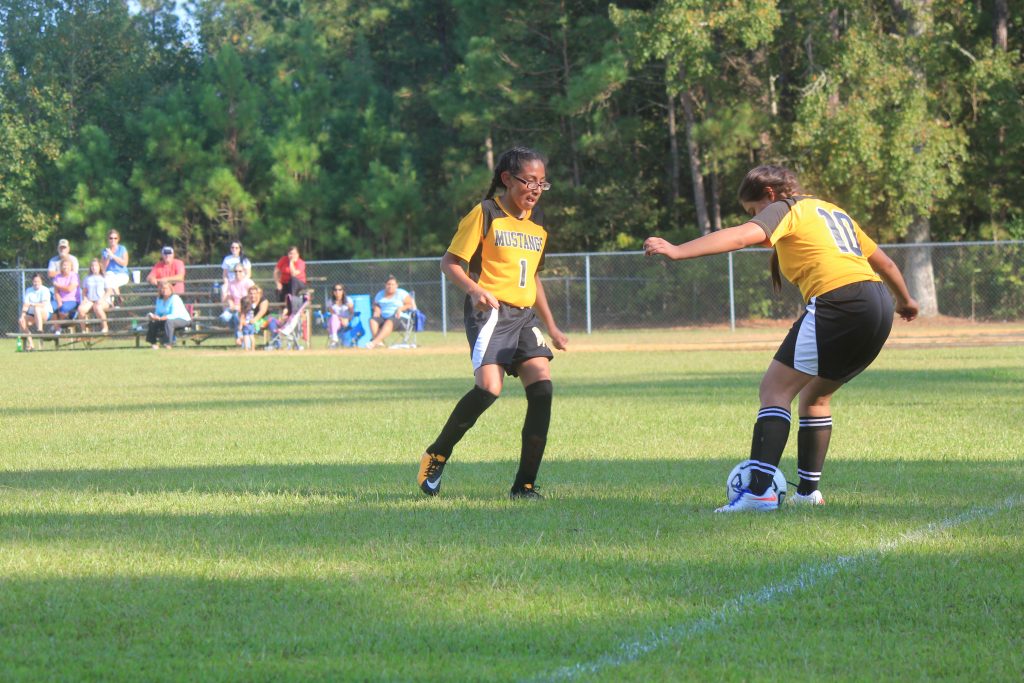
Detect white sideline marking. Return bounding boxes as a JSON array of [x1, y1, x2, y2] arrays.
[[532, 495, 1021, 682]]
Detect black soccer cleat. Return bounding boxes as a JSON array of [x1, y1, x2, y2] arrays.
[[509, 483, 544, 500], [418, 453, 447, 496]]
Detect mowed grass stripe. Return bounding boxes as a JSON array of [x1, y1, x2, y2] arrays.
[[538, 494, 1022, 682], [0, 336, 1021, 681]]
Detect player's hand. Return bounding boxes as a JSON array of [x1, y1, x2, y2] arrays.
[[469, 286, 499, 311], [549, 327, 568, 351], [643, 237, 680, 260], [896, 297, 919, 322]]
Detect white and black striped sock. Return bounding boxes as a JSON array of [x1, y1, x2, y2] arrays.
[[798, 415, 832, 495], [749, 407, 791, 494]]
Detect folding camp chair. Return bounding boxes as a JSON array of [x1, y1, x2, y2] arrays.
[[343, 294, 373, 348], [390, 292, 425, 349]]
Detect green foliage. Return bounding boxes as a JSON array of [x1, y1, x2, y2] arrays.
[[0, 0, 1021, 267]]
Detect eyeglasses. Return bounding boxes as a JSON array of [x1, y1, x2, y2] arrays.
[[511, 175, 551, 192]]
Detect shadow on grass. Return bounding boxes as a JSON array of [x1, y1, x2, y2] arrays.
[[0, 464, 1020, 681], [5, 365, 1021, 417]]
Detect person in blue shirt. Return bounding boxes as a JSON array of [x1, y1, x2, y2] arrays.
[[101, 229, 131, 303], [367, 274, 414, 349], [145, 281, 191, 349]]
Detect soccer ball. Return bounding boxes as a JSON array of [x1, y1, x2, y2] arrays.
[[726, 460, 787, 504]]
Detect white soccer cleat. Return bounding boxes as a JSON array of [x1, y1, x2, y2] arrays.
[[714, 488, 779, 513], [790, 490, 825, 506]]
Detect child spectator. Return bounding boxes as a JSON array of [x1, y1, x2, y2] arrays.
[[77, 258, 110, 334], [18, 274, 52, 351]]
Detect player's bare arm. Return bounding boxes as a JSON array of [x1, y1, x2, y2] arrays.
[[441, 251, 498, 311], [532, 274, 567, 351], [644, 222, 768, 260], [867, 248, 919, 321]]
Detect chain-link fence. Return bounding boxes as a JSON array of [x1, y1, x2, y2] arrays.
[[3, 241, 1023, 336]]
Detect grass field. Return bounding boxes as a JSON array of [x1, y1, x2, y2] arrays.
[[1, 328, 1022, 681]]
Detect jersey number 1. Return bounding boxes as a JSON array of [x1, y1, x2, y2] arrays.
[[518, 259, 528, 288], [817, 208, 862, 256]]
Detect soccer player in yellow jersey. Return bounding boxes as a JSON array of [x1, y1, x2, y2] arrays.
[[418, 147, 569, 499], [645, 165, 919, 512]]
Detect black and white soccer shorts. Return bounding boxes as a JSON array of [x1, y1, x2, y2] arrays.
[[774, 280, 894, 383], [464, 298, 553, 376]]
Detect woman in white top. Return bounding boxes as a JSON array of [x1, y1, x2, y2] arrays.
[[221, 241, 252, 284]]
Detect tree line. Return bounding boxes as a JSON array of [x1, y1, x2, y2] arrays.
[[0, 1, 1020, 313]]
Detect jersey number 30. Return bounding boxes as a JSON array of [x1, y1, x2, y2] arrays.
[[817, 208, 862, 256]]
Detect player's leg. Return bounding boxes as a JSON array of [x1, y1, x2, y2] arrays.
[[793, 379, 842, 504], [511, 357, 552, 499], [418, 364, 502, 496]]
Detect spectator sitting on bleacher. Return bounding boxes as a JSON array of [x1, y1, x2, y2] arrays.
[[51, 257, 81, 333], [367, 274, 413, 349], [102, 229, 130, 303], [77, 258, 110, 334], [47, 239, 79, 280], [220, 264, 255, 344], [146, 281, 191, 349], [273, 246, 307, 302], [146, 246, 185, 294], [327, 283, 354, 349], [18, 274, 52, 351], [239, 284, 270, 351], [221, 241, 252, 285]]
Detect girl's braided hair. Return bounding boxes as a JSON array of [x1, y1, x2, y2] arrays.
[[737, 165, 803, 293], [485, 146, 548, 199]]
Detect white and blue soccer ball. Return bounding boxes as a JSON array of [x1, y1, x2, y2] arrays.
[[726, 460, 787, 505]]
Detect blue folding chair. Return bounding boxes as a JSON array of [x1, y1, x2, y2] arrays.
[[343, 294, 373, 348]]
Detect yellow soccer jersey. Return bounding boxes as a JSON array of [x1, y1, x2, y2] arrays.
[[447, 198, 547, 308], [751, 196, 881, 301]]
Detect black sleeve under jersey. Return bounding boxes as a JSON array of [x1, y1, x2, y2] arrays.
[[750, 197, 799, 240]]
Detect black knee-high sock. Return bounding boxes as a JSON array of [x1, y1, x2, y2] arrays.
[[427, 386, 498, 458], [748, 406, 791, 495], [512, 380, 553, 490], [797, 415, 832, 495]]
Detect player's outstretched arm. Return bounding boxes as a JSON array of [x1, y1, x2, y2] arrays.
[[644, 223, 767, 261], [868, 247, 919, 321]]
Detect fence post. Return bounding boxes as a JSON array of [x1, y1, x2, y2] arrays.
[[728, 252, 736, 332], [441, 272, 447, 336], [585, 254, 592, 334]]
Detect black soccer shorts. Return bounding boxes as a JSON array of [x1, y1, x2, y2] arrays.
[[774, 280, 894, 383], [464, 299, 553, 376]]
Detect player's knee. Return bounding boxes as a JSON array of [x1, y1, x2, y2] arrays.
[[525, 379, 552, 401]]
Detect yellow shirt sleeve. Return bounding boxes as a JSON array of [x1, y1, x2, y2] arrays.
[[447, 204, 484, 262]]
